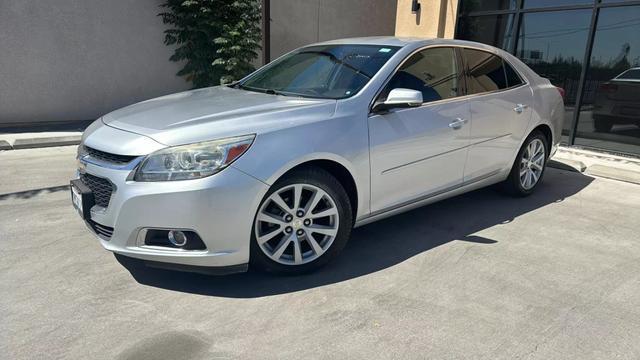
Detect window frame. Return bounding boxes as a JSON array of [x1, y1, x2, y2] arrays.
[[370, 45, 528, 114]]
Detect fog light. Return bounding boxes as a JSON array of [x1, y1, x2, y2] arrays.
[[168, 230, 188, 247]]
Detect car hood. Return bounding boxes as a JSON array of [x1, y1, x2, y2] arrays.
[[102, 86, 337, 146]]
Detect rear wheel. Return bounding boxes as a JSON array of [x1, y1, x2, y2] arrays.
[[250, 167, 352, 274], [501, 131, 548, 197]]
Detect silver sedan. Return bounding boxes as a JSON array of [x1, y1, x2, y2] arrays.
[[71, 37, 564, 274]]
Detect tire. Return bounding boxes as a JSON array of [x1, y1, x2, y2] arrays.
[[501, 130, 549, 197], [250, 167, 353, 274]]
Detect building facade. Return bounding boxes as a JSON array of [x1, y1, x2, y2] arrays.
[[0, 0, 396, 128], [396, 0, 640, 156]]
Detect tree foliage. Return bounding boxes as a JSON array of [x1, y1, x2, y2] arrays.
[[159, 0, 262, 88]]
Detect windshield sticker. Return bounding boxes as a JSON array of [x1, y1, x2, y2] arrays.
[[378, 48, 392, 53]]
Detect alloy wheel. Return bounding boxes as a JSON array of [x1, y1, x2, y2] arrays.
[[255, 184, 340, 265], [519, 138, 546, 190]]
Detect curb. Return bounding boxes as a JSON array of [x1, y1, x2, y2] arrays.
[[548, 159, 586, 173], [0, 136, 81, 150], [0, 140, 11, 150], [550, 146, 640, 185]]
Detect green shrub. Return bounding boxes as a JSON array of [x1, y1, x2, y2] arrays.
[[159, 0, 262, 88]]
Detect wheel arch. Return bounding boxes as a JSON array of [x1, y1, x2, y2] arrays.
[[531, 123, 553, 155], [270, 157, 360, 222]]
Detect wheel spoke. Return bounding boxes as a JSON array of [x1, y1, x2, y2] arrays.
[[532, 151, 544, 164], [272, 233, 295, 259], [309, 207, 338, 219], [305, 230, 324, 255], [292, 238, 302, 264], [292, 184, 303, 210], [270, 193, 292, 213], [257, 212, 287, 227], [305, 190, 324, 214], [257, 226, 283, 245], [530, 162, 543, 171], [308, 224, 338, 237], [531, 169, 540, 183], [520, 167, 528, 177]]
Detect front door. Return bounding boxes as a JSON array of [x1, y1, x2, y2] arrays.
[[368, 47, 470, 213]]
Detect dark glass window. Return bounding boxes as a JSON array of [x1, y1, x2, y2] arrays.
[[457, 14, 515, 50], [464, 49, 508, 93], [460, 0, 516, 13], [505, 60, 524, 87], [515, 9, 592, 138], [575, 5, 640, 155], [241, 45, 399, 99], [381, 47, 461, 103], [523, 0, 592, 8]]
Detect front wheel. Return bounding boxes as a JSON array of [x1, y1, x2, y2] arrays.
[[501, 131, 548, 197], [250, 167, 353, 274]]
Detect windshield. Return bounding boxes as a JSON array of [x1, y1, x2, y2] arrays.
[[239, 45, 400, 99]]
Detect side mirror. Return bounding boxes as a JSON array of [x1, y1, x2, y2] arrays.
[[373, 88, 423, 113]]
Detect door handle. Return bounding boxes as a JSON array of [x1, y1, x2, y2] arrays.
[[514, 103, 528, 114], [448, 117, 468, 130]]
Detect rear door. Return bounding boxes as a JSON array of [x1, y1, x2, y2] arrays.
[[368, 47, 470, 213], [462, 48, 534, 181]]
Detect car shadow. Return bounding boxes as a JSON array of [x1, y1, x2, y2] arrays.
[[116, 168, 594, 298]]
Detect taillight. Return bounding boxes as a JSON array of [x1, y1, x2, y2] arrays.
[[599, 83, 618, 92], [556, 86, 565, 100]]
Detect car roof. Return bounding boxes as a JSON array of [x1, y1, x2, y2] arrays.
[[310, 36, 503, 52]]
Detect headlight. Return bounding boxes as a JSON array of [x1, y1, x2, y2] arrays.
[[134, 135, 255, 181]]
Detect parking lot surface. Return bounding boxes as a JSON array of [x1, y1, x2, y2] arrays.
[[1, 145, 640, 359]]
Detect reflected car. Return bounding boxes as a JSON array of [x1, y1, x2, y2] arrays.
[[71, 37, 564, 275], [593, 67, 640, 132]]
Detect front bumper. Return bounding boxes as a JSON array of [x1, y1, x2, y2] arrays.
[[77, 160, 269, 269]]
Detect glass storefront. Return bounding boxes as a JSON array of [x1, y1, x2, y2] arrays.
[[456, 0, 640, 156]]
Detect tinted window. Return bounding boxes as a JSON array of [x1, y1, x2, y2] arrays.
[[575, 5, 640, 155], [505, 61, 524, 87], [523, 0, 591, 8], [381, 47, 461, 103], [241, 45, 399, 99], [460, 0, 516, 13], [515, 9, 592, 142], [616, 69, 640, 80], [464, 49, 508, 94], [457, 14, 515, 51]]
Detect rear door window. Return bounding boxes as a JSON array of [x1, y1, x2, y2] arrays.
[[504, 60, 524, 87], [464, 48, 508, 94]]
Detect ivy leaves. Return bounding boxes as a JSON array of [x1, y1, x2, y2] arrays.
[[159, 0, 262, 88]]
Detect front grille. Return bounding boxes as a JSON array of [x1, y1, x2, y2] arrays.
[[88, 219, 114, 240], [84, 146, 137, 165], [80, 173, 114, 208]]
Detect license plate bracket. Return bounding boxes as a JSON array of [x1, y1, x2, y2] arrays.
[[70, 179, 95, 220]]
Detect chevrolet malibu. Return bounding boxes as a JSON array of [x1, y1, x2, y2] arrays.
[[71, 37, 564, 275]]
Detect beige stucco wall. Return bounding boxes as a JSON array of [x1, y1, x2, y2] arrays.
[[395, 0, 458, 38], [270, 0, 398, 59]]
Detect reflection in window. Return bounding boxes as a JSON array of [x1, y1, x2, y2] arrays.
[[382, 47, 460, 103], [457, 14, 515, 51], [575, 6, 640, 155], [515, 9, 592, 135], [464, 49, 508, 93], [523, 0, 591, 8], [460, 0, 516, 13]]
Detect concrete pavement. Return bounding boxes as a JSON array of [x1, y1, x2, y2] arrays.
[[1, 145, 640, 359]]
